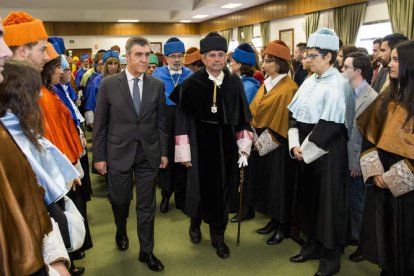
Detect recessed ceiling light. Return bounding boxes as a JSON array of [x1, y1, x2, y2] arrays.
[[118, 19, 139, 23], [180, 20, 192, 23], [192, 14, 209, 19], [221, 3, 242, 9]]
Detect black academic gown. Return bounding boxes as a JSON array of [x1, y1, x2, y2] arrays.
[[290, 116, 350, 250], [170, 68, 252, 227], [249, 129, 296, 223], [360, 140, 414, 276]]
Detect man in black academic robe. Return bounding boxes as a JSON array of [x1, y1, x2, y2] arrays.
[[169, 32, 253, 259]]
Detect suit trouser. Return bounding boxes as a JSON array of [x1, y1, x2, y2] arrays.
[[300, 238, 343, 274], [107, 143, 157, 254], [348, 174, 365, 242]]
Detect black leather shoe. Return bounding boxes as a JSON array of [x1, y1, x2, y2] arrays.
[[349, 246, 364, 262], [256, 220, 277, 234], [71, 250, 85, 260], [69, 265, 85, 275], [138, 252, 164, 272], [348, 239, 359, 246], [189, 227, 201, 244], [159, 197, 169, 213], [313, 271, 332, 276], [115, 234, 129, 251], [266, 229, 286, 245], [229, 209, 255, 223], [212, 241, 230, 259], [289, 253, 314, 263]]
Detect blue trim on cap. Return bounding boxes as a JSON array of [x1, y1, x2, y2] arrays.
[[80, 54, 89, 61], [102, 50, 119, 63], [232, 48, 256, 66], [164, 41, 185, 56]]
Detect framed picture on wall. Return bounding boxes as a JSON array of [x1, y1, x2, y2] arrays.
[[279, 28, 294, 55], [150, 42, 162, 53]]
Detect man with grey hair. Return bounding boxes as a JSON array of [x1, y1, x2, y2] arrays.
[[169, 32, 253, 259], [93, 36, 168, 272]]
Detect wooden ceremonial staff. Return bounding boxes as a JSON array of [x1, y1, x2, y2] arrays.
[[237, 166, 245, 246]]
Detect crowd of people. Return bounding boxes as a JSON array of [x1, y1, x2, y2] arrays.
[[1, 10, 413, 276]]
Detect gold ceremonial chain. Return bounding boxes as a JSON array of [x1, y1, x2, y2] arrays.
[[170, 72, 181, 87], [211, 81, 217, 113]]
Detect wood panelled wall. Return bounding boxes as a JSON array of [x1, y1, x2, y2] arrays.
[[44, 0, 367, 36], [200, 0, 368, 33], [44, 22, 200, 36]]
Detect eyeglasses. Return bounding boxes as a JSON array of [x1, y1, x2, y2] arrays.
[[262, 59, 276, 64], [343, 64, 356, 70], [306, 53, 323, 60], [167, 54, 184, 60]]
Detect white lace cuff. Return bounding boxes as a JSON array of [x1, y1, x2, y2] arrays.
[[288, 128, 300, 159], [383, 160, 414, 197], [360, 150, 385, 183], [175, 135, 191, 163], [236, 130, 253, 156], [255, 129, 280, 156], [300, 134, 328, 164], [42, 218, 70, 267]]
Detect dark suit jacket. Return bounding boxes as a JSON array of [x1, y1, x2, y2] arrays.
[[371, 66, 389, 93], [93, 71, 168, 170]]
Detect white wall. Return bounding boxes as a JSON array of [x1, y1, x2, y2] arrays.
[[364, 0, 389, 22], [270, 15, 306, 46], [62, 35, 201, 56]]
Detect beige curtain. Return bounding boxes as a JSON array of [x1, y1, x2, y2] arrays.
[[260, 22, 269, 47], [305, 12, 320, 40], [387, 0, 414, 40], [333, 3, 367, 45], [238, 25, 253, 43], [219, 29, 232, 46]]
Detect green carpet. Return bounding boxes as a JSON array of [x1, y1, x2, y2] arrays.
[[77, 137, 380, 275]]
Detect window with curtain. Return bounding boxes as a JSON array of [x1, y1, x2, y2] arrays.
[[305, 12, 320, 40], [355, 21, 393, 54], [333, 3, 367, 45], [387, 0, 414, 39], [260, 22, 269, 48], [238, 25, 253, 44], [219, 29, 232, 46]]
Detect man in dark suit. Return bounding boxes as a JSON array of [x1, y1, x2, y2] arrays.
[[93, 36, 168, 272]]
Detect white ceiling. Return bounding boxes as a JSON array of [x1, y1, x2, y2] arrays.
[[0, 0, 272, 23]]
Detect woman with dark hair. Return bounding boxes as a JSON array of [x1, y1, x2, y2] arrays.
[[40, 44, 84, 166], [0, 59, 80, 276], [247, 40, 298, 245], [287, 28, 355, 276], [357, 40, 414, 276], [337, 45, 358, 70]]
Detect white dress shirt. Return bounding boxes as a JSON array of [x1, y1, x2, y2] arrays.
[[264, 73, 287, 92], [125, 68, 144, 99]]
